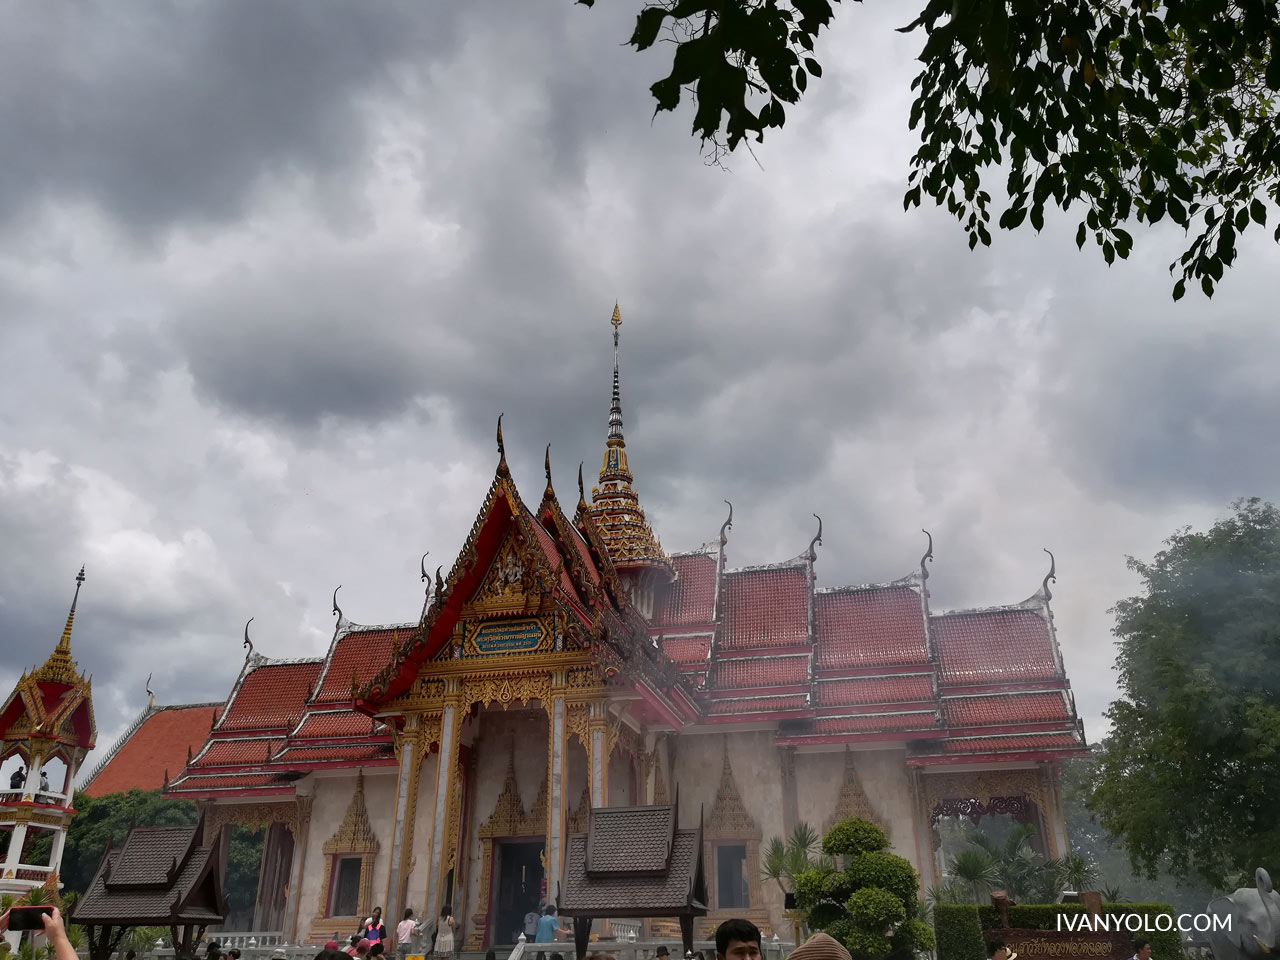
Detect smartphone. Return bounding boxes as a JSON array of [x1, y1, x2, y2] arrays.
[[7, 906, 52, 931]]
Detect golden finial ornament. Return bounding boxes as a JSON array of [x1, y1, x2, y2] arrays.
[[544, 443, 555, 499], [611, 301, 622, 329], [496, 413, 509, 477], [57, 566, 86, 653]]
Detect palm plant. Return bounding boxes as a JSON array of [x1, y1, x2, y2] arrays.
[[926, 883, 971, 908], [1060, 854, 1097, 894], [761, 822, 834, 895], [1100, 885, 1129, 903], [948, 849, 1000, 903]]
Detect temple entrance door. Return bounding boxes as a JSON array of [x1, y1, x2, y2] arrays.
[[492, 840, 544, 946]]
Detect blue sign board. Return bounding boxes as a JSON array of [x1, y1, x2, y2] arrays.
[[472, 619, 543, 654]]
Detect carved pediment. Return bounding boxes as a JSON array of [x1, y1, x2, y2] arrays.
[[462, 529, 541, 619], [567, 783, 591, 833], [323, 771, 379, 855], [478, 747, 546, 838], [828, 746, 880, 829], [706, 740, 760, 841]]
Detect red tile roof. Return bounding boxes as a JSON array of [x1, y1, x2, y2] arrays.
[[711, 655, 808, 689], [656, 553, 717, 626], [932, 609, 1059, 685], [313, 629, 403, 704], [167, 773, 291, 792], [940, 733, 1081, 754], [526, 510, 582, 600], [292, 709, 379, 740], [660, 634, 712, 665], [270, 743, 395, 764], [707, 694, 809, 715], [815, 586, 928, 669], [191, 738, 283, 767], [566, 525, 603, 585], [218, 661, 323, 732], [815, 674, 934, 707], [721, 566, 808, 649], [812, 711, 939, 734], [83, 704, 221, 798], [943, 691, 1071, 727]]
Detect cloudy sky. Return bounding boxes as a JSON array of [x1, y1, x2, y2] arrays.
[[2, 1, 1276, 768]]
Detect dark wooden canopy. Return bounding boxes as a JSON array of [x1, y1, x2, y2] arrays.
[[70, 816, 226, 960], [559, 793, 707, 959]]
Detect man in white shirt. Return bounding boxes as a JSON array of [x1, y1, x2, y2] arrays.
[[1131, 939, 1152, 960]]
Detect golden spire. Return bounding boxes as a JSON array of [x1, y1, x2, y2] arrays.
[[588, 304, 671, 577], [57, 566, 85, 654], [33, 567, 88, 687]]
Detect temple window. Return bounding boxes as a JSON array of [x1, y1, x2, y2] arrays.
[[714, 843, 750, 909], [329, 856, 362, 917]]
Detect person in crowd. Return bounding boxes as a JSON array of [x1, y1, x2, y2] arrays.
[[9, 766, 24, 791], [0, 907, 77, 960], [655, 948, 669, 960], [433, 904, 456, 959], [1131, 940, 1152, 960], [362, 908, 386, 944], [534, 904, 569, 960], [550, 953, 564, 960], [230, 949, 242, 959], [316, 950, 350, 960], [485, 951, 497, 960], [344, 936, 360, 957], [397, 909, 418, 949], [524, 908, 541, 941], [784, 933, 852, 960], [714, 919, 762, 960], [324, 943, 340, 952], [369, 944, 384, 958], [355, 939, 372, 958], [125, 951, 137, 960], [987, 942, 1011, 960]]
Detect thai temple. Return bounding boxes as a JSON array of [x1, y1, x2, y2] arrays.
[[83, 306, 1089, 947]]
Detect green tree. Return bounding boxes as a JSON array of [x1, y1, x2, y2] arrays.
[[947, 849, 998, 904], [794, 818, 934, 960], [582, 0, 1280, 298], [60, 790, 198, 894], [1088, 498, 1280, 886]]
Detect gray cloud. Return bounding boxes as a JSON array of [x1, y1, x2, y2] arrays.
[[0, 0, 1276, 756]]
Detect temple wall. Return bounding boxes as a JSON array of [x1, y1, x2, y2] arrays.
[[565, 739, 588, 824], [792, 748, 921, 873], [404, 749, 441, 918], [673, 730, 787, 937], [607, 748, 633, 806], [297, 770, 398, 938], [460, 708, 548, 945]]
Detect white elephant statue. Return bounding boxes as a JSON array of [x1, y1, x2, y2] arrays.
[[1207, 869, 1280, 960]]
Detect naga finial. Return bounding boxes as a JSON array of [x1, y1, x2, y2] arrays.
[[496, 413, 509, 476], [577, 461, 587, 511], [544, 443, 554, 498], [719, 500, 733, 547], [807, 514, 823, 561], [242, 618, 254, 657], [145, 672, 155, 709], [920, 529, 934, 582], [435, 565, 445, 599], [420, 551, 430, 582], [1042, 548, 1057, 602], [332, 585, 343, 621]]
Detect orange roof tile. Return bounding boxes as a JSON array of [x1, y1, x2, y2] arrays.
[[656, 553, 717, 626], [932, 609, 1059, 685], [940, 733, 1081, 754], [815, 674, 934, 706], [711, 655, 808, 689], [812, 711, 939, 734], [83, 704, 221, 798], [660, 634, 712, 665], [270, 742, 395, 764], [219, 661, 323, 732], [292, 709, 379, 740], [721, 566, 808, 649], [943, 691, 1071, 727], [815, 586, 929, 669], [707, 694, 809, 715], [313, 630, 403, 704], [192, 738, 283, 767], [167, 772, 292, 792]]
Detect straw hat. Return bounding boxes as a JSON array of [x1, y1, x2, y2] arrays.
[[786, 933, 852, 960]]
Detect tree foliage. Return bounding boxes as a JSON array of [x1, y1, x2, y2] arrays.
[[794, 817, 934, 960], [583, 0, 1280, 298], [1088, 498, 1280, 886]]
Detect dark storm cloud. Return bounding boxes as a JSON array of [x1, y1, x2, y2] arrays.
[[0, 1, 456, 236]]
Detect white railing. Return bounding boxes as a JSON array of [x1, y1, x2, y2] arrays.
[[0, 790, 71, 806]]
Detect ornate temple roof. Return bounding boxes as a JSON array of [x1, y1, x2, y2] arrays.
[[0, 567, 96, 754], [585, 305, 673, 580], [80, 702, 221, 798]]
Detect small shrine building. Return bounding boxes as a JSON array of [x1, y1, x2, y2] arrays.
[[90, 306, 1089, 947]]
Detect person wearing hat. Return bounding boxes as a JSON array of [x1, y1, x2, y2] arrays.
[[655, 948, 670, 960], [325, 943, 341, 952], [785, 933, 852, 960]]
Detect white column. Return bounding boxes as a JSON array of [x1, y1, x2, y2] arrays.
[[48, 829, 67, 874], [384, 737, 417, 933], [589, 726, 605, 807], [4, 824, 28, 873], [425, 703, 455, 921], [547, 697, 566, 894]]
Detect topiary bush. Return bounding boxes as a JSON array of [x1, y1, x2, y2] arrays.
[[933, 904, 984, 960], [794, 818, 934, 960]]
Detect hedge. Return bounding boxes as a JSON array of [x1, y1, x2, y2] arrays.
[[934, 905, 984, 960], [935, 902, 1181, 960]]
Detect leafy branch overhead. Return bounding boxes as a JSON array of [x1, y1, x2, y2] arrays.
[[580, 0, 1280, 298]]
